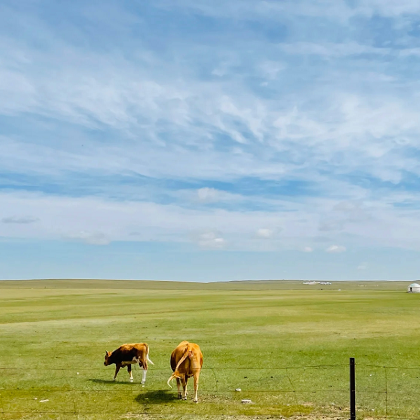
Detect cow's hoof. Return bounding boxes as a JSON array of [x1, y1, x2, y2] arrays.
[[193, 400, 198, 403], [130, 378, 133, 382], [141, 381, 145, 385], [178, 395, 182, 400], [182, 396, 187, 401]]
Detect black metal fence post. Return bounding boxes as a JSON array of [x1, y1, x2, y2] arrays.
[[350, 357, 356, 420]]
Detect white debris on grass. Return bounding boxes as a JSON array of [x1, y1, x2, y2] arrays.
[[40, 399, 49, 403], [241, 399, 252, 404], [235, 388, 241, 392]]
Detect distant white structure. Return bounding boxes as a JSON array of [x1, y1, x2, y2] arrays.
[[408, 283, 420, 293], [303, 281, 332, 285]]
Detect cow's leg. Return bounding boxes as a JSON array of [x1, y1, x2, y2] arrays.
[[193, 372, 200, 403], [127, 364, 133, 382], [176, 378, 182, 399], [113, 364, 121, 381], [182, 376, 188, 400], [141, 367, 147, 384]]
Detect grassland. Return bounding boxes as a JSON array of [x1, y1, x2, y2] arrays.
[[0, 279, 419, 419]]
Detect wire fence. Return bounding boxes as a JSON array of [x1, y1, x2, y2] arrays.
[[1, 362, 419, 419]]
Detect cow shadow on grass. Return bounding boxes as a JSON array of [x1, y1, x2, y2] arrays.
[[135, 390, 178, 405], [88, 379, 139, 385]]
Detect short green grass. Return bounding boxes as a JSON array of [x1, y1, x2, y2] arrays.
[[0, 279, 419, 419]]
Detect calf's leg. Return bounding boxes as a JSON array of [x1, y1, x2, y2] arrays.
[[127, 364, 133, 382], [113, 364, 121, 381], [141, 367, 147, 384]]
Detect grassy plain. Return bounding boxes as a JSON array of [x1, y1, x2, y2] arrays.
[[0, 279, 419, 419]]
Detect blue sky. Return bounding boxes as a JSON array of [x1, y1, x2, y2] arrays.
[[1, 0, 420, 281]]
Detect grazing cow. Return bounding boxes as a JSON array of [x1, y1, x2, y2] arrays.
[[167, 341, 203, 403], [104, 343, 154, 383]]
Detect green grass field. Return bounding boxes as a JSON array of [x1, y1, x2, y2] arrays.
[[0, 279, 419, 419]]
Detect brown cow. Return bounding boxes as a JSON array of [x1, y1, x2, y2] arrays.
[[167, 341, 203, 402], [104, 343, 154, 383]]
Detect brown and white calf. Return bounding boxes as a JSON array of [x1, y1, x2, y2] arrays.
[[104, 343, 154, 384], [167, 341, 203, 402]]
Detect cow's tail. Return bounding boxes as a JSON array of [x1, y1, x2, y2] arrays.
[[146, 344, 154, 365], [167, 345, 190, 388], [167, 373, 176, 388], [174, 345, 190, 371]]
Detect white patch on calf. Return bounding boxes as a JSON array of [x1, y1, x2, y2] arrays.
[[121, 357, 139, 367]]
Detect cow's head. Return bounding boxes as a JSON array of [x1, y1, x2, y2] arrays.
[[104, 351, 112, 366]]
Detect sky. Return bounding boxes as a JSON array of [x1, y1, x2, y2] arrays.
[[1, 0, 420, 281]]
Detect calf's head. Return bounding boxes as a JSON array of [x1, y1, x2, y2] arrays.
[[104, 351, 112, 366]]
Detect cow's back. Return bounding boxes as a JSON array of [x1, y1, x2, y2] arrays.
[[113, 343, 148, 363], [170, 341, 203, 375]]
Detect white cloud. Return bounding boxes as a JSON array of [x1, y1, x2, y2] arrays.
[[196, 231, 226, 249], [355, 0, 420, 17], [259, 61, 284, 80], [326, 245, 346, 253], [357, 262, 368, 270], [1, 28, 420, 189], [157, 0, 420, 20], [65, 231, 110, 245], [197, 188, 221, 203], [256, 228, 274, 238], [303, 246, 313, 252], [280, 42, 391, 58], [2, 190, 420, 253], [154, 0, 354, 22]]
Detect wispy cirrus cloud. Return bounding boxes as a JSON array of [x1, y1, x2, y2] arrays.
[[2, 216, 39, 224], [65, 231, 110, 246], [1, 0, 420, 279]]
